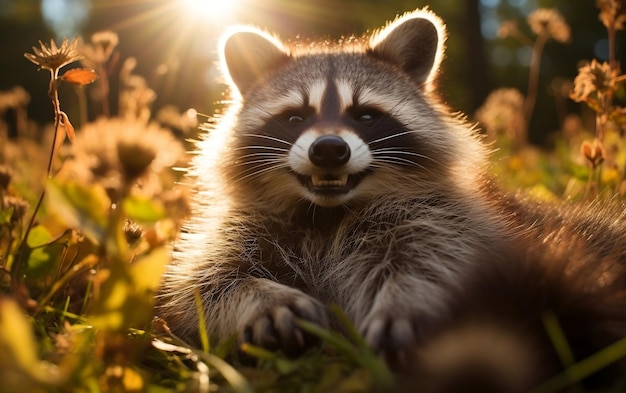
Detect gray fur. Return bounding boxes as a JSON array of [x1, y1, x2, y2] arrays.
[[157, 8, 510, 355], [157, 9, 626, 383]]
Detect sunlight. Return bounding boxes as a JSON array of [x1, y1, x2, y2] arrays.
[[179, 0, 239, 21]]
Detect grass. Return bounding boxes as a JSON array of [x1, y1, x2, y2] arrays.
[[1, 2, 626, 392]]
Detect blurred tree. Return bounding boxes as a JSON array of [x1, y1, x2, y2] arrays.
[[0, 0, 622, 145], [0, 0, 54, 129]]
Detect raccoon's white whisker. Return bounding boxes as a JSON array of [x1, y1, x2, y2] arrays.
[[237, 152, 285, 157], [372, 157, 426, 168], [235, 145, 291, 153], [236, 158, 285, 166], [232, 160, 286, 172], [240, 133, 293, 146], [368, 130, 421, 145], [371, 149, 438, 163], [233, 163, 290, 183], [371, 148, 433, 158], [236, 152, 288, 161]]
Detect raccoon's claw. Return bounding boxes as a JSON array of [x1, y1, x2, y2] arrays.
[[366, 317, 415, 351], [360, 311, 442, 368], [242, 297, 327, 357], [363, 316, 416, 359]]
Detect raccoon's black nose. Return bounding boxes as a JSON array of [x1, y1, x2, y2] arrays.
[[308, 135, 351, 168]]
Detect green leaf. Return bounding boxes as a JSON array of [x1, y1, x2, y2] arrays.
[[0, 206, 13, 225], [23, 225, 65, 279], [89, 247, 170, 331], [46, 179, 110, 244], [26, 225, 53, 248], [26, 244, 55, 276], [123, 195, 165, 223]]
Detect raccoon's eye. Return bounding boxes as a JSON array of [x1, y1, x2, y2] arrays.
[[358, 113, 375, 122], [351, 108, 383, 124], [288, 115, 305, 124]]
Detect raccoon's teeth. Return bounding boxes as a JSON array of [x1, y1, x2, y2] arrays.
[[311, 174, 349, 187]]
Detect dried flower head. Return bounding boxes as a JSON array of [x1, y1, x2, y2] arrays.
[[117, 139, 158, 181], [596, 0, 626, 30], [119, 75, 157, 122], [24, 37, 82, 73], [67, 117, 184, 189], [498, 20, 519, 39], [527, 8, 571, 43], [0, 165, 12, 190], [570, 59, 617, 102], [0, 87, 31, 113], [156, 106, 199, 135], [81, 30, 119, 67], [476, 88, 527, 143], [581, 138, 605, 168], [2, 195, 29, 225], [91, 31, 119, 55], [123, 218, 143, 245]]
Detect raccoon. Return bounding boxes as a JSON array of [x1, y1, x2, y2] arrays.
[[157, 7, 626, 389]]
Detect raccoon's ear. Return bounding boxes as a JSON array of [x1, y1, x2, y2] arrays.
[[221, 28, 290, 95], [369, 9, 445, 87]]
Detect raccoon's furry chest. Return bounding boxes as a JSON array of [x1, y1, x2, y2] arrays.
[[157, 8, 626, 390], [237, 192, 502, 299]]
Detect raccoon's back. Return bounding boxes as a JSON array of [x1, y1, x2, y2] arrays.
[[408, 198, 626, 393]]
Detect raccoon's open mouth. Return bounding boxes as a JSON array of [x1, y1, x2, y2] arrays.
[[296, 172, 367, 195]]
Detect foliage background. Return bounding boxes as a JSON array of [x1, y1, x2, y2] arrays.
[[0, 0, 625, 392], [0, 0, 623, 143]]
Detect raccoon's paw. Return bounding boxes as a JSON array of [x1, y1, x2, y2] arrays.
[[241, 295, 328, 357], [360, 310, 439, 367], [361, 314, 415, 359]]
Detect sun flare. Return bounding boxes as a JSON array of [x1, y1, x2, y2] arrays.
[[179, 0, 238, 21]]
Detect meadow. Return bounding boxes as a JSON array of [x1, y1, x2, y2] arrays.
[[1, 1, 625, 392]]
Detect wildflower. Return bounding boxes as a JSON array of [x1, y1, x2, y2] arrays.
[[119, 75, 156, 122], [24, 37, 82, 73], [91, 31, 119, 58], [81, 30, 119, 67], [527, 8, 571, 43], [63, 117, 185, 197], [475, 88, 527, 143], [0, 87, 30, 113], [156, 106, 199, 135], [1, 195, 28, 224], [123, 218, 143, 245], [117, 139, 157, 181], [498, 20, 519, 39], [0, 165, 12, 190], [581, 139, 605, 168], [596, 0, 626, 30], [570, 59, 617, 102]]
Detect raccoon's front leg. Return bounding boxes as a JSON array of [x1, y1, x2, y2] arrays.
[[357, 273, 448, 361], [219, 277, 328, 356]]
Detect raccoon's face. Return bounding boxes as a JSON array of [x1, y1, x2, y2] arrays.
[[220, 10, 454, 208]]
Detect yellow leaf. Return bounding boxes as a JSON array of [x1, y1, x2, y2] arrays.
[[0, 298, 39, 371], [59, 111, 75, 142], [122, 367, 144, 392], [129, 246, 169, 293], [60, 68, 98, 86], [0, 298, 66, 389]]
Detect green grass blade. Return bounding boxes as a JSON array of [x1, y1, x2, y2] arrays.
[[530, 336, 626, 393], [542, 311, 576, 368], [193, 288, 210, 354]]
